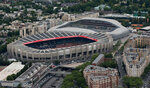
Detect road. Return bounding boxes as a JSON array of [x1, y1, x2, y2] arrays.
[[142, 72, 150, 88], [48, 71, 71, 75], [112, 33, 132, 57], [115, 54, 126, 88]]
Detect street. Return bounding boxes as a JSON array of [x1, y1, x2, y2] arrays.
[[142, 72, 150, 88], [115, 54, 126, 88]]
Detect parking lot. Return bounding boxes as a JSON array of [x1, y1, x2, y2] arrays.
[[41, 76, 64, 88]]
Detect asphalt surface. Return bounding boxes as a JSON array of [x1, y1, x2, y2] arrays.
[[142, 72, 150, 88], [41, 76, 64, 88], [115, 54, 126, 88]]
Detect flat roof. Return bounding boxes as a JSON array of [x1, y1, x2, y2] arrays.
[[0, 62, 24, 81], [92, 54, 104, 64], [61, 63, 83, 68]]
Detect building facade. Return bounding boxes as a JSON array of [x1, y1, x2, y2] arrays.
[[83, 65, 119, 88], [123, 35, 150, 77], [61, 12, 99, 21], [20, 19, 62, 37], [7, 31, 113, 63]]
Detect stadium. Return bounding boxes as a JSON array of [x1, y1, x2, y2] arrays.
[[7, 31, 113, 62], [49, 17, 130, 40]]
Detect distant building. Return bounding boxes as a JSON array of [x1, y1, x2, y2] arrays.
[[19, 22, 47, 37], [83, 65, 119, 88], [139, 26, 150, 31], [61, 12, 99, 21], [34, 0, 53, 4], [0, 30, 9, 37], [101, 14, 146, 20], [133, 11, 148, 17], [19, 18, 62, 37], [94, 4, 111, 11], [131, 24, 143, 30]]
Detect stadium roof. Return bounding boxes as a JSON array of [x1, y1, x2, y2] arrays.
[[24, 35, 98, 45], [50, 17, 123, 30], [9, 31, 110, 54], [49, 27, 97, 34], [82, 17, 122, 26], [49, 17, 130, 40]]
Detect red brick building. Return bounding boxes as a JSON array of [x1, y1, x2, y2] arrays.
[[83, 65, 119, 88]]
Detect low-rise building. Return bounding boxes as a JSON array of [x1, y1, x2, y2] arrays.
[[83, 65, 119, 88], [0, 30, 9, 37], [92, 54, 104, 65], [15, 63, 48, 87], [0, 62, 24, 81]]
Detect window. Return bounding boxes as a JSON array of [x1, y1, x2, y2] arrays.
[[72, 53, 76, 57], [65, 54, 70, 58], [28, 57, 32, 59]]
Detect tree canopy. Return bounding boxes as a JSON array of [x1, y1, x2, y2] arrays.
[[99, 59, 117, 68], [123, 76, 143, 88], [7, 62, 32, 81], [61, 54, 98, 88]]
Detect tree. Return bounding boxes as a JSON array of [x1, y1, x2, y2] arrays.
[[91, 53, 99, 61], [53, 60, 60, 65], [61, 70, 88, 88], [99, 59, 117, 68], [0, 55, 10, 66], [99, 0, 104, 4], [104, 7, 111, 11], [17, 84, 22, 88], [7, 75, 14, 80], [104, 53, 113, 58], [8, 30, 19, 37], [123, 76, 143, 88], [61, 54, 98, 88], [141, 63, 150, 78]]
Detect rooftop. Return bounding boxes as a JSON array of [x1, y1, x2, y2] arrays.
[[84, 65, 117, 74], [125, 48, 149, 68], [89, 74, 109, 82], [0, 62, 24, 81], [9, 31, 110, 54], [92, 54, 104, 64]]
